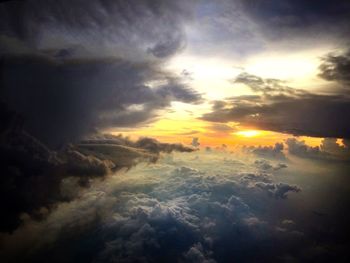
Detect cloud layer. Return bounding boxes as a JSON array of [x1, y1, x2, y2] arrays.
[[0, 150, 307, 262], [202, 70, 350, 139]]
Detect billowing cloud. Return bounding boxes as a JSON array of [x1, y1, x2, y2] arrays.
[[243, 142, 286, 160], [0, 151, 305, 262], [254, 159, 287, 171], [286, 137, 350, 161]]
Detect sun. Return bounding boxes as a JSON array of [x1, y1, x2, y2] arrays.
[[235, 130, 261, 137]]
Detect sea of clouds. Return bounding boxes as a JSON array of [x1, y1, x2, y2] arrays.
[[2, 147, 349, 263]]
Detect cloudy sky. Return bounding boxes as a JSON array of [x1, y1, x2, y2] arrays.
[[1, 0, 350, 262]]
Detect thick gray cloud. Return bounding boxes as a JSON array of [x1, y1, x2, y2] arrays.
[[202, 72, 350, 139], [0, 0, 202, 146], [0, 55, 201, 146]]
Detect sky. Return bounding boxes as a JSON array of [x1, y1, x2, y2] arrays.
[[1, 0, 350, 262]]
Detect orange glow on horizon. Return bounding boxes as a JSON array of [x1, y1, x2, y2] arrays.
[[107, 117, 325, 149]]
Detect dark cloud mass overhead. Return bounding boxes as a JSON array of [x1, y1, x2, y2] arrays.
[[0, 0, 201, 146], [1, 55, 201, 146]]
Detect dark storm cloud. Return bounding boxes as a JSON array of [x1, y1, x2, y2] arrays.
[[0, 0, 202, 147], [202, 72, 350, 139], [0, 0, 201, 236], [0, 55, 201, 146]]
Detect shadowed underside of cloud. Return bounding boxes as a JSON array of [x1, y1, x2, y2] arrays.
[[202, 68, 350, 139], [0, 55, 202, 147], [0, 113, 195, 233]]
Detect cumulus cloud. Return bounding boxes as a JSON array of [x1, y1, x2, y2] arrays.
[[286, 137, 350, 161], [254, 159, 288, 171], [202, 72, 350, 139], [243, 142, 286, 160], [0, 150, 305, 262]]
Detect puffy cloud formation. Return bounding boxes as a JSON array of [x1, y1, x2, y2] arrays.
[[286, 138, 350, 161], [0, 150, 306, 262], [254, 159, 287, 171], [243, 142, 286, 160], [202, 71, 350, 139], [2, 145, 350, 262]]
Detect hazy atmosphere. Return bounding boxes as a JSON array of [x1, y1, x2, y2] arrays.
[[1, 0, 350, 262]]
